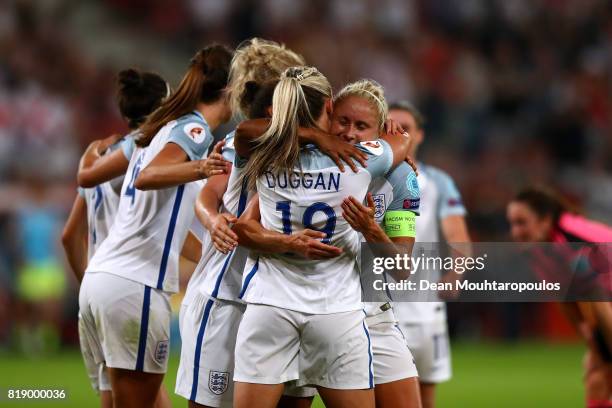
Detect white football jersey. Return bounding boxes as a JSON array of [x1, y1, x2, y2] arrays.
[[184, 131, 258, 305], [363, 161, 420, 320], [240, 140, 394, 314], [86, 111, 214, 293], [182, 132, 241, 306], [197, 131, 256, 301], [393, 162, 466, 323], [79, 132, 137, 259]]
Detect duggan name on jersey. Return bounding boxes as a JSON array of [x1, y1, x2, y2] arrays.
[[263, 171, 341, 192]]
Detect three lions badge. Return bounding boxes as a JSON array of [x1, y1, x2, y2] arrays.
[[372, 194, 386, 220], [209, 371, 229, 395], [155, 340, 169, 364]]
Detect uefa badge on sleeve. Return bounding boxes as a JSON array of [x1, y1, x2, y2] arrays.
[[406, 171, 419, 196], [360, 140, 383, 155], [183, 123, 206, 144], [209, 371, 229, 395]]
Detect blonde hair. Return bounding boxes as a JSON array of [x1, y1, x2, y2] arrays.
[[335, 79, 388, 131], [242, 66, 332, 190], [228, 38, 305, 118]]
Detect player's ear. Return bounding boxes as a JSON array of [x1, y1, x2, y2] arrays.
[[325, 98, 333, 117], [266, 105, 272, 118], [415, 128, 425, 145]]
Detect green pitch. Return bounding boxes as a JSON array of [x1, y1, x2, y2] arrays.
[[0, 342, 584, 407]]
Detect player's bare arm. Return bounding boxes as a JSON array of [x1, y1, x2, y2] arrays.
[[61, 194, 89, 283], [195, 172, 238, 253], [78, 140, 130, 188], [180, 231, 202, 264], [380, 128, 411, 169], [234, 118, 367, 172], [233, 195, 342, 260], [135, 141, 230, 190], [384, 118, 418, 174]]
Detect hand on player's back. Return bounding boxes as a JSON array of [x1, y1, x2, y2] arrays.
[[383, 119, 418, 174], [197, 141, 231, 178], [83, 133, 121, 162], [210, 212, 238, 254], [312, 128, 368, 173], [342, 194, 377, 234], [384, 118, 406, 138], [97, 133, 123, 153], [287, 229, 342, 260]]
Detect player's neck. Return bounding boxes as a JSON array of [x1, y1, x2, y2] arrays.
[[410, 145, 419, 161], [195, 102, 224, 131], [315, 114, 330, 134]]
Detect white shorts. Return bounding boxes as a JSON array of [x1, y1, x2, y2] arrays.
[[283, 382, 317, 398], [367, 313, 419, 385], [235, 304, 373, 390], [285, 310, 418, 395], [78, 272, 171, 374], [398, 319, 451, 384], [78, 311, 111, 392], [176, 292, 245, 407]]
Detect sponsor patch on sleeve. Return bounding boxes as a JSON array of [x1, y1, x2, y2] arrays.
[[183, 122, 207, 144], [359, 140, 383, 156], [448, 198, 462, 207], [403, 198, 420, 210]]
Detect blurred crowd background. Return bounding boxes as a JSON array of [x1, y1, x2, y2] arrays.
[[0, 0, 610, 353]]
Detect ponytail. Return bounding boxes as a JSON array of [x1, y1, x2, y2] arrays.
[[138, 44, 232, 147], [242, 66, 331, 190]]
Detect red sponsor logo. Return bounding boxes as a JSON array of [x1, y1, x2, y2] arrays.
[[403, 198, 420, 209]]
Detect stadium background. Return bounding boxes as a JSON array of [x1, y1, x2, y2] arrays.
[[0, 0, 610, 406]]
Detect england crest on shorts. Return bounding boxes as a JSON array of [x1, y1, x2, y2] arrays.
[[155, 340, 169, 364], [372, 194, 386, 219], [209, 371, 229, 395]]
